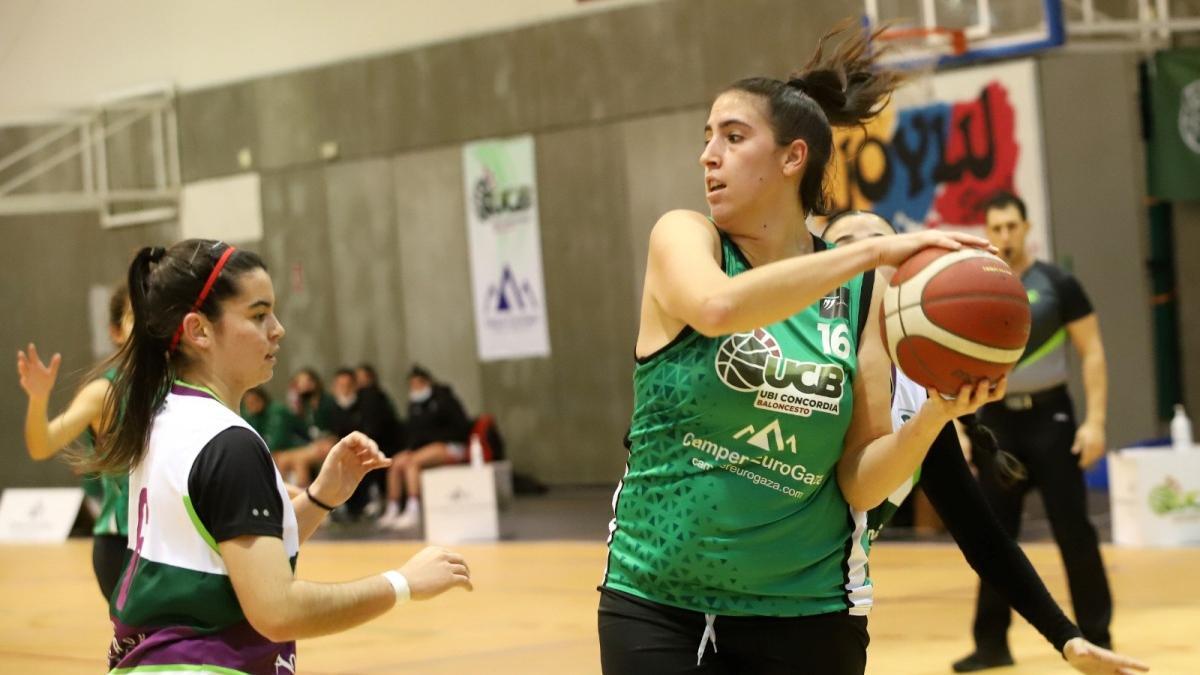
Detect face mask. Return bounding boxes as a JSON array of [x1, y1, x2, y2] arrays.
[[335, 393, 356, 409], [410, 386, 433, 403]]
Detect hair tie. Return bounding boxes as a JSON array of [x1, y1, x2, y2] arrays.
[[786, 77, 809, 93], [147, 246, 167, 263]]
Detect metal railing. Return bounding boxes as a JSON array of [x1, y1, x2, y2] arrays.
[[0, 87, 180, 227]]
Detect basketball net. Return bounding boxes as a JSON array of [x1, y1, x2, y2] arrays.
[[873, 25, 968, 108]]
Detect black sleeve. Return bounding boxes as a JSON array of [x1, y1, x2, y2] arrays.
[[187, 427, 284, 543], [920, 423, 1083, 652], [855, 270, 875, 352], [1052, 267, 1094, 324]]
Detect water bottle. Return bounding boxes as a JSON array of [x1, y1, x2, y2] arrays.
[[469, 435, 485, 468], [1171, 404, 1193, 454]]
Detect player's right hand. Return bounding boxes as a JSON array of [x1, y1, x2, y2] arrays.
[[398, 546, 473, 599], [868, 230, 996, 269], [17, 343, 60, 401]]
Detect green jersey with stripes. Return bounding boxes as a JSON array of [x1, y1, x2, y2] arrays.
[[108, 382, 300, 674], [1008, 262, 1093, 395], [604, 232, 875, 617], [84, 368, 128, 537]]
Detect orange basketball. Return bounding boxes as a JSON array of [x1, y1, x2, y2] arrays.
[[880, 247, 1031, 393]]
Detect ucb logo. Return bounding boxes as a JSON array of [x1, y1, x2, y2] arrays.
[[819, 286, 850, 320], [715, 329, 844, 399], [763, 356, 844, 398], [474, 175, 533, 220]]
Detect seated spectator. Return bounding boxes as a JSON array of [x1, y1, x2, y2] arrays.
[[278, 368, 338, 485], [347, 364, 405, 518], [380, 365, 470, 531], [353, 364, 405, 454], [242, 386, 326, 487], [328, 368, 362, 439], [288, 367, 337, 441]]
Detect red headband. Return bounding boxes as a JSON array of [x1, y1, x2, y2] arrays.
[[168, 245, 237, 353]]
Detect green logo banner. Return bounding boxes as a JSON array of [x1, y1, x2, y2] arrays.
[[1149, 49, 1200, 201]]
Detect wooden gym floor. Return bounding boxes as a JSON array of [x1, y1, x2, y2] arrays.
[[0, 539, 1194, 674]]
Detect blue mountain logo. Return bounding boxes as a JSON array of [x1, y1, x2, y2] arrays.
[[487, 266, 538, 313]]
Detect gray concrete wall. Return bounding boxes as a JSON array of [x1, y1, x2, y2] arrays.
[[391, 146, 482, 417], [1037, 52, 1160, 448], [0, 213, 177, 488]]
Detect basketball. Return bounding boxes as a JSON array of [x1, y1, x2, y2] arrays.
[[880, 247, 1031, 393]]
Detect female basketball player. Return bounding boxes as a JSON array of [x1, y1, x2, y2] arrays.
[[822, 211, 1148, 675], [17, 285, 131, 599], [599, 24, 1008, 673], [88, 241, 471, 673]]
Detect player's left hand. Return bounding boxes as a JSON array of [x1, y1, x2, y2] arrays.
[[1062, 637, 1148, 674], [924, 376, 1007, 425], [308, 431, 392, 508], [1072, 421, 1106, 469]]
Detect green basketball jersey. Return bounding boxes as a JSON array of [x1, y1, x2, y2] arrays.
[[84, 368, 128, 537], [604, 232, 875, 617]]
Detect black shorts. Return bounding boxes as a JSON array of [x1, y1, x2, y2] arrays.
[[92, 534, 127, 600], [598, 588, 869, 675]]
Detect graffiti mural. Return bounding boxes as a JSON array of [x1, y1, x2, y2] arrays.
[[827, 60, 1051, 259]]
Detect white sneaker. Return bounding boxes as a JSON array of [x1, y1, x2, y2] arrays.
[[386, 508, 421, 532]]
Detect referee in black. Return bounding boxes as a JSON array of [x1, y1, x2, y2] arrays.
[[954, 192, 1114, 672]]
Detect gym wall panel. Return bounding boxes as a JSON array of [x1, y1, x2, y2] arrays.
[[527, 123, 636, 484], [0, 213, 176, 488], [412, 32, 544, 147], [253, 60, 373, 171], [696, 0, 847, 96], [258, 166, 340, 394], [530, 0, 707, 130], [177, 82, 261, 183], [323, 159, 408, 397], [618, 108, 709, 311], [390, 146, 484, 419], [1037, 52, 1159, 447]]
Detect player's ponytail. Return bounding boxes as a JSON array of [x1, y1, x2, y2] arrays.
[[724, 20, 904, 216], [960, 416, 1027, 486]]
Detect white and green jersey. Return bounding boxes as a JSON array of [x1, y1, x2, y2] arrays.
[[108, 382, 300, 674], [864, 371, 927, 543], [604, 232, 876, 617]]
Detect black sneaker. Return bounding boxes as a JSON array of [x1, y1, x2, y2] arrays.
[[951, 652, 1014, 672]]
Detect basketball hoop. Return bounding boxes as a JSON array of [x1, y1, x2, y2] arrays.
[[873, 25, 970, 69], [877, 26, 969, 57], [869, 25, 970, 108]]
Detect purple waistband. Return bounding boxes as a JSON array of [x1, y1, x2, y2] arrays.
[[110, 618, 295, 675]]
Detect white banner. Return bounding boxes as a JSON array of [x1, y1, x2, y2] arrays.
[[0, 488, 84, 543], [462, 135, 551, 361]]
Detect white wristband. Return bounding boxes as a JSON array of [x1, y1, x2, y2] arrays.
[[382, 570, 410, 604]]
